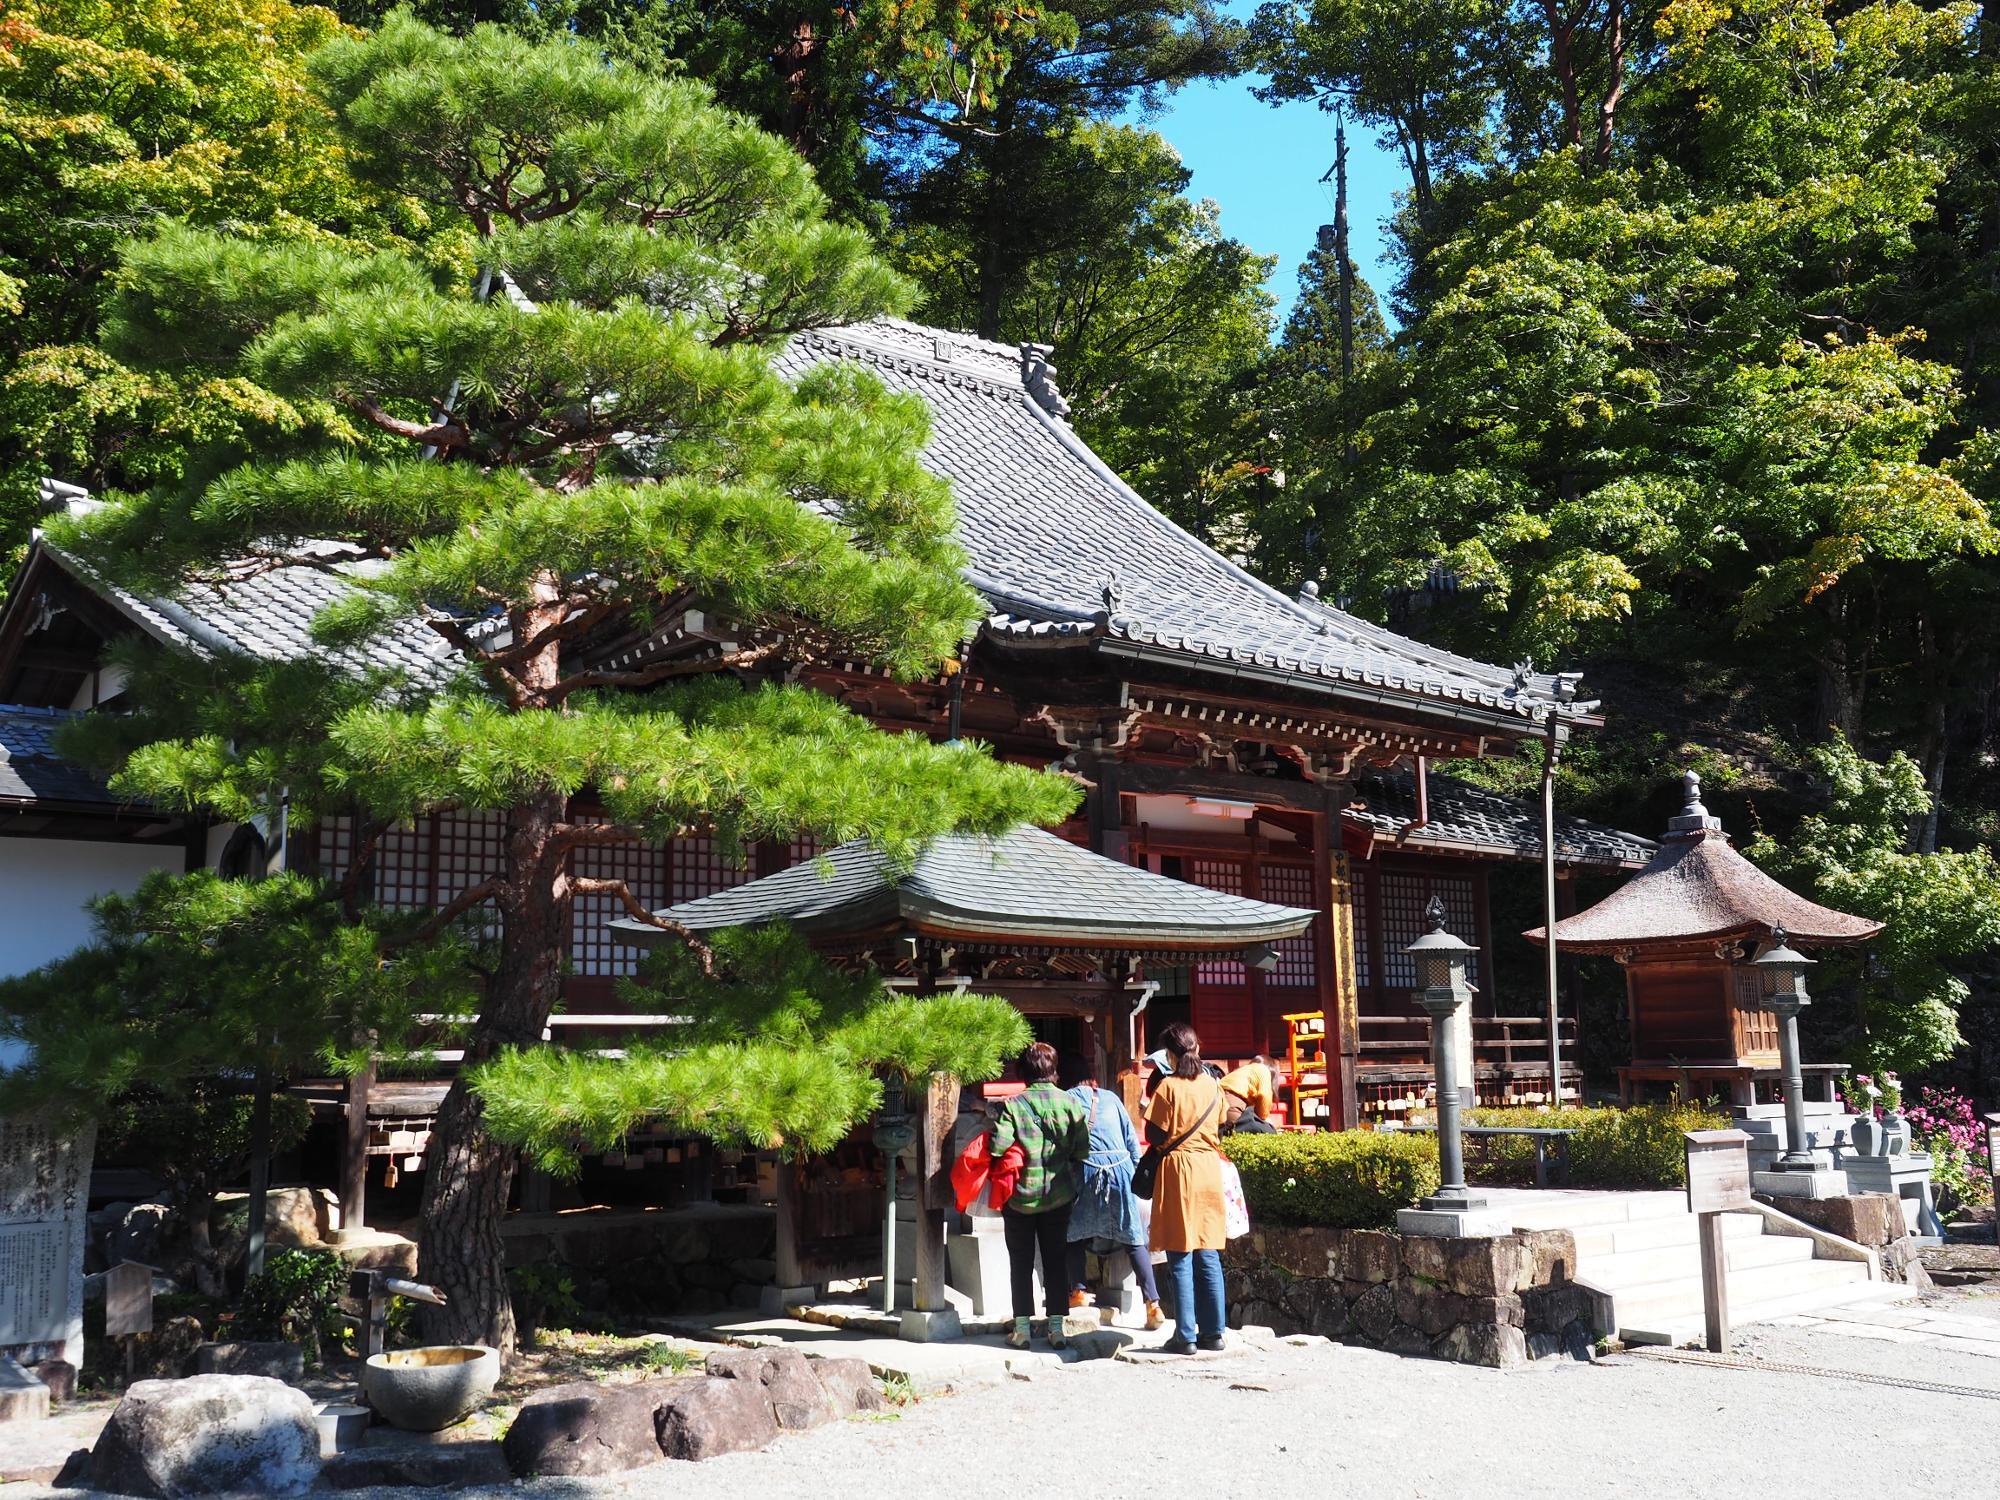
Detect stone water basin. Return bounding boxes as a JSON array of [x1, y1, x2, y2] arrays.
[[361, 1346, 499, 1432]]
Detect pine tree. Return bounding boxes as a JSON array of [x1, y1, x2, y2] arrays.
[[52, 12, 1074, 1349]]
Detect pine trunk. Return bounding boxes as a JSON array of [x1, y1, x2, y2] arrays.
[[416, 787, 571, 1351]]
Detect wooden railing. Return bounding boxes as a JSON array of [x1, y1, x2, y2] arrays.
[[1357, 1013, 1579, 1066]]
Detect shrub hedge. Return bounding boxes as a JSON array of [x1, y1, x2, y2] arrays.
[[1226, 1130, 1440, 1229], [1447, 1101, 1732, 1188]]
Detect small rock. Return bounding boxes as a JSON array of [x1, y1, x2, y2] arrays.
[[503, 1382, 664, 1478], [89, 1374, 321, 1497], [653, 1376, 780, 1461], [35, 1359, 77, 1403]]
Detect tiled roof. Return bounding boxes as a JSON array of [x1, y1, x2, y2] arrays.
[[610, 823, 1318, 949], [46, 546, 458, 686], [0, 704, 119, 805], [778, 318, 1578, 722], [1348, 769, 1654, 870]]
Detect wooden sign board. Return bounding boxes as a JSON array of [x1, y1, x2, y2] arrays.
[[1684, 1128, 1753, 1215], [104, 1260, 153, 1338], [1985, 1113, 2000, 1169]]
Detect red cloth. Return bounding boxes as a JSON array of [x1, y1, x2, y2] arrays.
[[951, 1131, 992, 1214], [988, 1143, 1025, 1211]]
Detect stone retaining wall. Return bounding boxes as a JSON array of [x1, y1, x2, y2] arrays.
[[1756, 1192, 1931, 1287], [1223, 1225, 1604, 1369]]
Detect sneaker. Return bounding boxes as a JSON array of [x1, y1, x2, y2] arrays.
[[1197, 1333, 1226, 1352], [1006, 1317, 1031, 1349], [1069, 1289, 1091, 1310], [1161, 1338, 1197, 1355], [1046, 1321, 1067, 1350], [1143, 1300, 1165, 1331]]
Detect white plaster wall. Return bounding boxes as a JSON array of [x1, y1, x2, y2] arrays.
[[0, 839, 181, 979]]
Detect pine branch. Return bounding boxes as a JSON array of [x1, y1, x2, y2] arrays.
[[569, 876, 712, 973], [392, 878, 503, 948], [344, 394, 471, 451], [544, 642, 782, 704]]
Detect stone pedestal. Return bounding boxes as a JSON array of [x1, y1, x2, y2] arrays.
[[896, 1308, 962, 1342], [0, 1357, 50, 1424], [1750, 1167, 1850, 1201], [945, 1214, 1012, 1317], [1842, 1153, 1944, 1242], [1734, 1103, 1853, 1175], [1396, 1204, 1515, 1238]]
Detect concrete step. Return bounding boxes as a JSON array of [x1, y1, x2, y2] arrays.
[[1608, 1256, 1871, 1335], [1622, 1280, 1912, 1347], [1572, 1209, 1765, 1260], [1577, 1230, 1815, 1292], [1505, 1190, 1690, 1234]]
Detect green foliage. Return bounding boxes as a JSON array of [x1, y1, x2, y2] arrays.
[[474, 923, 1030, 1171], [506, 1262, 585, 1343], [1224, 1129, 1441, 1228], [1452, 1101, 1732, 1189], [0, 0, 440, 549], [237, 1248, 349, 1366], [0, 870, 477, 1123], [1747, 736, 2000, 1074]]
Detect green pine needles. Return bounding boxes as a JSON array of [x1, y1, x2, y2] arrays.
[[41, 10, 1076, 1347]]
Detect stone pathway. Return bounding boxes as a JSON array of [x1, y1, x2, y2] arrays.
[[1761, 1299, 2000, 1358]]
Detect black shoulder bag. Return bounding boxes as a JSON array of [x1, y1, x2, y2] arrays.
[[1132, 1081, 1220, 1201]]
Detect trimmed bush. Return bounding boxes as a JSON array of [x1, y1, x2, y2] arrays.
[[1227, 1130, 1440, 1229], [1441, 1101, 1731, 1189]]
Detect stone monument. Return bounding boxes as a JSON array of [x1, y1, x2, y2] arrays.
[[0, 1111, 96, 1392]]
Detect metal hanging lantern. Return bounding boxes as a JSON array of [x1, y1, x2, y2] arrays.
[[1752, 928, 1816, 1008]]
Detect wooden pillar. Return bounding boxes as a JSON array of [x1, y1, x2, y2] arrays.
[[335, 1063, 373, 1244], [1319, 789, 1362, 1129], [774, 1160, 808, 1291]]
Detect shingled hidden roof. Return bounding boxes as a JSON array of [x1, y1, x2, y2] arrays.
[[1526, 771, 1882, 951], [609, 823, 1318, 950]]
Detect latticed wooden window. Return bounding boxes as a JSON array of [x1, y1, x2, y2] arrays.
[[1258, 862, 1318, 989], [1378, 870, 1480, 990], [1351, 863, 1373, 992], [673, 833, 751, 903], [318, 815, 355, 885], [1187, 857, 1248, 987], [373, 819, 435, 912], [570, 815, 671, 977], [438, 811, 505, 938]]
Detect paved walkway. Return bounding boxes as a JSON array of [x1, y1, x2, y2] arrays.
[[1759, 1295, 2000, 1358]]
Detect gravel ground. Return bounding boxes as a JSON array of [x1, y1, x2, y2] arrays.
[[17, 1291, 2000, 1500]]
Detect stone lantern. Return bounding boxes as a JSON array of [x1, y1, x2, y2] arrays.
[[1751, 928, 1819, 1175], [1398, 900, 1506, 1235]]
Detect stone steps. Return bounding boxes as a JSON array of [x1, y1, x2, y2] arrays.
[[1498, 1191, 1902, 1346]]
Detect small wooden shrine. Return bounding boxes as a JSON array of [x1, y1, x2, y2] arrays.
[[615, 822, 1317, 1322], [1527, 772, 1881, 1103]]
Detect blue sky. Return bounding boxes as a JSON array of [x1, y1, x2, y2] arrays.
[[1131, 76, 1407, 329]]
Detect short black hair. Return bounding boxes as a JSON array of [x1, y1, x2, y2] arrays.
[[1057, 1052, 1094, 1090]]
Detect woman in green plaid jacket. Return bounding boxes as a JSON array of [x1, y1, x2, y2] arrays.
[[989, 1041, 1090, 1349]]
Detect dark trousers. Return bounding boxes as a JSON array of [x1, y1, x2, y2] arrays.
[[1067, 1239, 1160, 1303], [1002, 1203, 1073, 1320]]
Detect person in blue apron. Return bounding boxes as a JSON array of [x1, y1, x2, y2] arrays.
[[1059, 1054, 1164, 1331]]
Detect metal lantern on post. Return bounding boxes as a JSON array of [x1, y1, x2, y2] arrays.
[[1753, 926, 1818, 1172], [1407, 897, 1484, 1211]]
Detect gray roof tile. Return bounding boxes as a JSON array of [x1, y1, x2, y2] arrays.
[[779, 319, 1576, 720], [610, 823, 1318, 948], [1348, 768, 1655, 869], [0, 703, 119, 805]]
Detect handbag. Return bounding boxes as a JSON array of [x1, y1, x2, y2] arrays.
[[1131, 1080, 1220, 1201], [1219, 1158, 1251, 1238]]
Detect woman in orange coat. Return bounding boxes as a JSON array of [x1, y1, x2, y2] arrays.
[[1145, 1021, 1228, 1353]]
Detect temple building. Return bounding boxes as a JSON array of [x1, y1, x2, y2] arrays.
[[0, 318, 1651, 1175]]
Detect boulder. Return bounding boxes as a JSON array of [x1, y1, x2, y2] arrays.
[[322, 1443, 510, 1489], [706, 1348, 835, 1430], [129, 1316, 205, 1382], [804, 1357, 886, 1419], [89, 1375, 321, 1498], [1431, 1321, 1528, 1370], [653, 1376, 780, 1461], [35, 1359, 77, 1403], [503, 1382, 664, 1478], [1351, 1283, 1396, 1344]]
